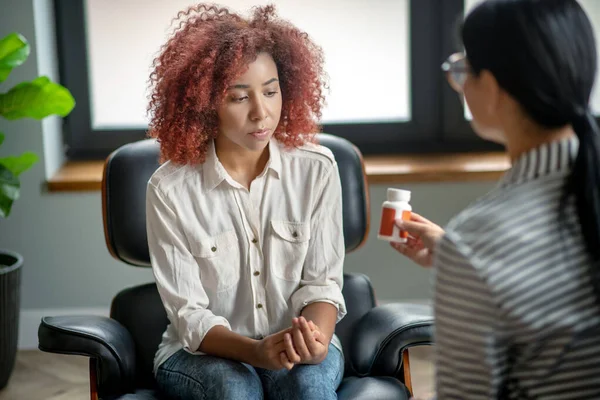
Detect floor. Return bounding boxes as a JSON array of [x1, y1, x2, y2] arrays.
[[0, 351, 90, 400], [0, 347, 434, 399], [406, 346, 435, 398]]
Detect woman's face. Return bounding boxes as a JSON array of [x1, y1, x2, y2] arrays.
[[443, 53, 506, 144], [216, 52, 283, 154], [463, 70, 506, 144]]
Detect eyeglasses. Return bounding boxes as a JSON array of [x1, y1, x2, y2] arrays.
[[441, 53, 470, 92]]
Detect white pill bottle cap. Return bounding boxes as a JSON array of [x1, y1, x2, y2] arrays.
[[387, 188, 411, 202]]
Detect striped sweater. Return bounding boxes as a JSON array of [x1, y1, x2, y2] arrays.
[[434, 136, 600, 399]]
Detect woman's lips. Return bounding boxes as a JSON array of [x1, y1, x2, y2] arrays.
[[250, 129, 270, 140]]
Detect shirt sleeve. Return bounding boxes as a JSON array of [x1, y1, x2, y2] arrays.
[[434, 231, 508, 399], [146, 182, 231, 353], [290, 162, 347, 322]]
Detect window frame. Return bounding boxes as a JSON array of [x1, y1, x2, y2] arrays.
[[54, 0, 502, 160]]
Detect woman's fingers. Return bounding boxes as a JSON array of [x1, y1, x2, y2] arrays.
[[280, 351, 294, 370], [292, 318, 311, 360], [284, 333, 301, 364]]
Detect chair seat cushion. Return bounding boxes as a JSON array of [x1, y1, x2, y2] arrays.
[[337, 376, 411, 400], [104, 389, 163, 400]]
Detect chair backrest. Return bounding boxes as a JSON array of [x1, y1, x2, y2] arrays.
[[103, 133, 369, 266], [103, 134, 374, 386]]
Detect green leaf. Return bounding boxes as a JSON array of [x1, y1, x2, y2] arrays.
[[0, 163, 20, 218], [0, 33, 30, 83], [0, 76, 75, 120], [0, 152, 38, 177], [0, 132, 4, 146]]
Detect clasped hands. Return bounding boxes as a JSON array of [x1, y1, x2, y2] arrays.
[[254, 316, 328, 371]]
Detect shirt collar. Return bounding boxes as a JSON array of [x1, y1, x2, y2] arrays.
[[500, 136, 578, 188], [264, 139, 282, 179], [202, 139, 282, 191]]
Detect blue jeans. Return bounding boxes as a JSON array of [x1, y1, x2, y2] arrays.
[[155, 344, 344, 400]]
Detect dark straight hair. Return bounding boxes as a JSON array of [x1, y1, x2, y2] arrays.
[[462, 0, 600, 303]]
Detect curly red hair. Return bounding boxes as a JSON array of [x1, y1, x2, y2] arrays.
[[147, 3, 326, 164]]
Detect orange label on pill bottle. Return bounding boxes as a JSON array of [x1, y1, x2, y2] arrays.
[[379, 207, 396, 236]]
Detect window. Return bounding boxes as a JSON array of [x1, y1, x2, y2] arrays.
[[85, 0, 411, 129], [54, 0, 514, 159]]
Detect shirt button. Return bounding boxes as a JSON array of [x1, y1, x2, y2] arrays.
[[257, 303, 263, 309], [211, 246, 217, 252], [253, 271, 260, 276], [292, 231, 298, 238], [251, 238, 258, 244]]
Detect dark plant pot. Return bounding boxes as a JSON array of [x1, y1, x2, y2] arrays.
[[0, 250, 22, 390]]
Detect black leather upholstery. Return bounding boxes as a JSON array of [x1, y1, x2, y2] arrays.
[[338, 377, 411, 400], [38, 315, 136, 396], [337, 272, 376, 376], [38, 134, 433, 400], [351, 303, 433, 377], [317, 135, 369, 252], [110, 284, 168, 389], [103, 140, 158, 267]]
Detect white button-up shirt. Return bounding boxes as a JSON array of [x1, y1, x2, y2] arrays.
[[146, 139, 347, 373]]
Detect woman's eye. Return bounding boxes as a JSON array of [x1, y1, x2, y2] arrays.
[[232, 96, 248, 103], [265, 91, 279, 97]]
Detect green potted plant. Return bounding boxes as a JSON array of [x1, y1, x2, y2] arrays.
[[0, 32, 74, 389]]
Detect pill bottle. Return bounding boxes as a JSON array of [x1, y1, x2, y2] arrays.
[[377, 188, 412, 243]]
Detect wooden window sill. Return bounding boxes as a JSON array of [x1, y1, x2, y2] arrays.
[[46, 152, 510, 192]]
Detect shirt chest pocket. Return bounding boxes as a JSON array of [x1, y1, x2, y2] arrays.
[[269, 220, 311, 282], [189, 230, 240, 293]]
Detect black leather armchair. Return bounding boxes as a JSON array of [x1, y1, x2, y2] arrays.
[[38, 134, 433, 400]]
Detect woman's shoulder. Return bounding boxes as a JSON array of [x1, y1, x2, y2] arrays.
[[280, 141, 337, 167], [449, 179, 559, 235], [444, 181, 563, 272], [148, 160, 201, 193]]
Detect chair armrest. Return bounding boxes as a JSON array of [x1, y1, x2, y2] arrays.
[[38, 315, 136, 396], [349, 303, 433, 377]]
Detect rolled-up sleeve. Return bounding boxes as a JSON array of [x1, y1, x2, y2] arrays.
[[291, 163, 347, 322], [146, 183, 231, 353]]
